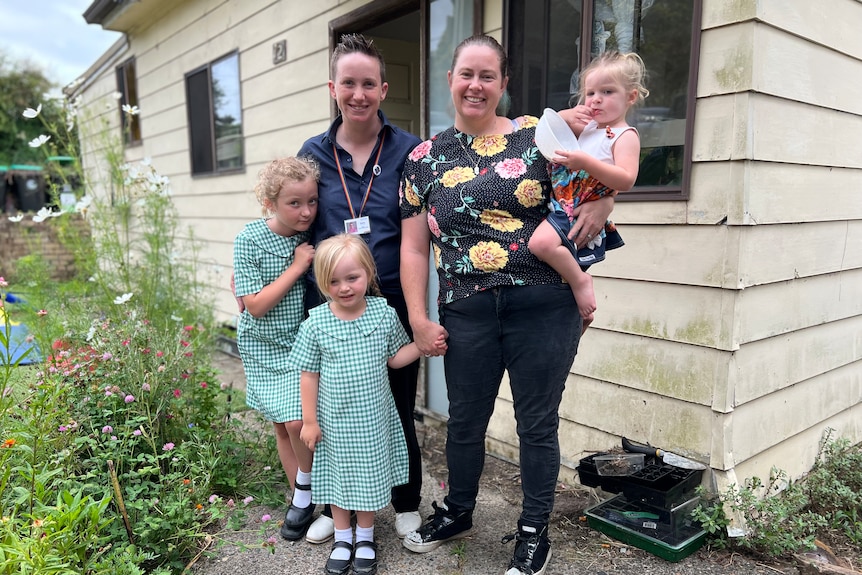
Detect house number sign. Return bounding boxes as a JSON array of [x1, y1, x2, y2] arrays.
[[273, 40, 287, 65]]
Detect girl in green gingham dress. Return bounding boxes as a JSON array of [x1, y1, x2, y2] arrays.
[[290, 234, 425, 575], [233, 156, 320, 541]]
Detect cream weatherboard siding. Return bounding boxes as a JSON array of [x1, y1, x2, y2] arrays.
[[74, 0, 862, 504]]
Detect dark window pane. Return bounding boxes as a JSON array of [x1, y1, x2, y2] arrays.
[[116, 58, 142, 145], [186, 69, 214, 175]]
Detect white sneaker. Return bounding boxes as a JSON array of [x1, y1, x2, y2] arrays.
[[395, 510, 423, 538], [305, 514, 334, 544]]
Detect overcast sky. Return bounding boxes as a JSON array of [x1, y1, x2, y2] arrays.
[[1, 0, 122, 88]]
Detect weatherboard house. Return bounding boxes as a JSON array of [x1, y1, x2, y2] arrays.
[[71, 0, 862, 501]]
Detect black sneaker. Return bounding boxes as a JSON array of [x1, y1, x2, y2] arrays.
[[501, 521, 551, 575], [402, 501, 473, 553]]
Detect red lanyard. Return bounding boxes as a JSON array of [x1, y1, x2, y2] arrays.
[[332, 132, 386, 219]]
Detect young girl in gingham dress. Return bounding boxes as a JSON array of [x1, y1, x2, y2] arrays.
[[232, 156, 320, 541], [290, 234, 423, 575]]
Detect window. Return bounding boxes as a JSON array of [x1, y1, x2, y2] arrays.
[[507, 0, 701, 199], [116, 58, 141, 145], [428, 0, 478, 135], [185, 52, 244, 175]]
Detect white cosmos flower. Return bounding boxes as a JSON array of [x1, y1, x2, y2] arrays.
[[7, 214, 24, 222], [32, 207, 55, 222], [28, 134, 51, 148], [112, 91, 123, 100], [121, 104, 140, 115], [74, 196, 93, 213], [114, 292, 134, 305], [23, 104, 42, 118]]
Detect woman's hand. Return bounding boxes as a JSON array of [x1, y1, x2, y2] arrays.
[[300, 421, 321, 452], [568, 195, 615, 248], [412, 318, 448, 356]]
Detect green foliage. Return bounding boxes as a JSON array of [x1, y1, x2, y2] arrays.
[[693, 430, 861, 560], [0, 93, 284, 572], [0, 53, 78, 165]]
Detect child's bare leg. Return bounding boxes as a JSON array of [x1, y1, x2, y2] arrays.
[[273, 422, 298, 487], [285, 420, 313, 473], [529, 220, 597, 320]]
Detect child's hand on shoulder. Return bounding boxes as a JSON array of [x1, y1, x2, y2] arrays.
[[291, 242, 315, 272]]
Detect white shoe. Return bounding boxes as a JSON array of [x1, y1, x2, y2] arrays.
[[395, 510, 422, 538], [305, 514, 334, 544]]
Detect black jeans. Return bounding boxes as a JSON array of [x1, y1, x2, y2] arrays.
[[305, 284, 422, 513], [439, 284, 580, 525]]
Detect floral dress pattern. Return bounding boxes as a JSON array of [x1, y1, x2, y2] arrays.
[[399, 116, 563, 305]]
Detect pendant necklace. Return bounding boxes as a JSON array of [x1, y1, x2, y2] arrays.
[[454, 129, 481, 175]]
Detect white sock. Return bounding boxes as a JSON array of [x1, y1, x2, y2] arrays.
[[355, 525, 375, 560], [331, 528, 353, 561], [292, 469, 311, 508]]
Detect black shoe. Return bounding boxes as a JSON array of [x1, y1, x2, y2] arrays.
[[352, 540, 378, 575], [402, 501, 473, 553], [325, 541, 352, 575], [501, 521, 551, 575], [279, 483, 314, 541]]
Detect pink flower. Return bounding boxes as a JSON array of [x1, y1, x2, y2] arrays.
[[209, 494, 219, 504], [173, 389, 181, 398], [121, 340, 130, 346], [408, 139, 432, 161], [101, 352, 113, 360], [243, 496, 254, 505], [133, 429, 142, 436], [142, 348, 151, 354], [261, 514, 271, 522], [494, 157, 528, 178], [226, 499, 236, 509], [141, 383, 151, 391], [102, 425, 113, 434], [180, 373, 190, 379], [199, 382, 207, 389], [58, 425, 68, 432], [156, 351, 164, 357], [124, 395, 135, 403], [184, 325, 194, 332], [162, 442, 175, 451], [427, 213, 441, 238], [180, 340, 190, 347], [37, 309, 48, 316]]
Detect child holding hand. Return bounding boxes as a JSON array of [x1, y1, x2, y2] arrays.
[[290, 233, 423, 575], [232, 156, 319, 541], [529, 51, 648, 330]]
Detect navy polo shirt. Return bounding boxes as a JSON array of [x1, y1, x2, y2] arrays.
[[298, 111, 422, 295]]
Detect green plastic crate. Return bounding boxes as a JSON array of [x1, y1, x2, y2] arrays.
[[585, 494, 707, 562]]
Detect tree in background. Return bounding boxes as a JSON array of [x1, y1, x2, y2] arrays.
[[0, 51, 78, 166]]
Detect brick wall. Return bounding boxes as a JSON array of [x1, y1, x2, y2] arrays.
[[0, 215, 90, 281]]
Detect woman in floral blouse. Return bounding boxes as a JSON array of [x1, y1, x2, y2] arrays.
[[398, 35, 614, 575]]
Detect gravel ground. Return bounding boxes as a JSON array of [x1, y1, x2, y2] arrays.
[[196, 353, 801, 575]]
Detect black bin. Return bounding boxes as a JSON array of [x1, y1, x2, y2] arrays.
[[10, 166, 46, 212], [0, 166, 7, 213]]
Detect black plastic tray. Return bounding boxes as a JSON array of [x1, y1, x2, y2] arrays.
[[576, 453, 703, 508]]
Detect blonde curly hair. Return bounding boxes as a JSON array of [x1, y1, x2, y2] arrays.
[[254, 156, 320, 214], [577, 51, 649, 107]]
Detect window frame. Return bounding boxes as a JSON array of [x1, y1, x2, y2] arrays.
[[116, 57, 142, 146], [184, 50, 245, 177], [505, 0, 702, 200]]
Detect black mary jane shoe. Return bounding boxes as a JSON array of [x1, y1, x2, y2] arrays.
[[325, 540, 353, 575], [352, 540, 378, 575], [279, 484, 314, 541]]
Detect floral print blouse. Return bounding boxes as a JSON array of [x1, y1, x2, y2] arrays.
[[400, 116, 563, 305]]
